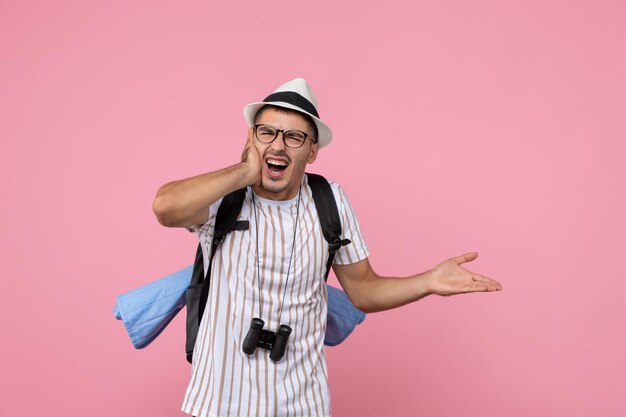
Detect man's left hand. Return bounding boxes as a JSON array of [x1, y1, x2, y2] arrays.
[[426, 252, 502, 296]]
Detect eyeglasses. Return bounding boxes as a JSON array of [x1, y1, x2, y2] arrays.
[[254, 124, 317, 148]]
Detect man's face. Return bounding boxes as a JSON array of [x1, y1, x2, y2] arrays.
[[252, 107, 318, 200]]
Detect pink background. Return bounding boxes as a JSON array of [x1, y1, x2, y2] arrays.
[[2, 0, 625, 416]]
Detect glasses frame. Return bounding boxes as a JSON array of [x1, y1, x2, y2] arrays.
[[254, 124, 318, 148]]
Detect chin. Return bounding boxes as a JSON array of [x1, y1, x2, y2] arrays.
[[261, 177, 289, 194]]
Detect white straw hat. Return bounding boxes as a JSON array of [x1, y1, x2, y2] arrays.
[[243, 78, 333, 148]]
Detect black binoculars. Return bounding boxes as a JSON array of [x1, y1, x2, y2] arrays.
[[242, 318, 292, 362]]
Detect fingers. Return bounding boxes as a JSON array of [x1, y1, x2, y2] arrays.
[[455, 281, 501, 294], [240, 128, 262, 186], [451, 252, 502, 291], [453, 252, 478, 265], [471, 274, 502, 290], [242, 128, 256, 162], [464, 269, 501, 291], [441, 273, 502, 295]]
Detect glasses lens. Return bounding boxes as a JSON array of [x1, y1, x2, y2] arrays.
[[256, 125, 277, 143], [283, 130, 307, 148]]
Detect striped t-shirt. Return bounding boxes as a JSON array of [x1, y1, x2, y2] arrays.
[[182, 175, 369, 417]]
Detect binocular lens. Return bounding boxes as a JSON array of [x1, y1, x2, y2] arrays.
[[242, 318, 265, 354], [269, 325, 292, 362]]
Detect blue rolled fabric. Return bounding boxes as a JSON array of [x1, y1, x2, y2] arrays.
[[114, 266, 365, 349], [114, 266, 192, 349], [325, 285, 366, 346]]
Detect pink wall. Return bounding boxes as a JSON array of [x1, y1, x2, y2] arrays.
[[2, 0, 625, 416]]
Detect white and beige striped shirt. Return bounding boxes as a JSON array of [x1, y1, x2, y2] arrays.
[[182, 175, 369, 417]]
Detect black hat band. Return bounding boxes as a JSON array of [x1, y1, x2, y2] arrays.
[[263, 92, 320, 119]]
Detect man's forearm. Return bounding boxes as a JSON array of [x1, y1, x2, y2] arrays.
[[334, 260, 435, 313], [353, 271, 434, 313], [152, 163, 254, 228]]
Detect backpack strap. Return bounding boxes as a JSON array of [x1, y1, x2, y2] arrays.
[[197, 188, 248, 325], [187, 188, 247, 363], [307, 173, 352, 281]]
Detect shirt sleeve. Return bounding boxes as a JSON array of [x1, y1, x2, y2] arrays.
[[330, 183, 370, 265], [186, 197, 223, 236], [185, 198, 224, 277]]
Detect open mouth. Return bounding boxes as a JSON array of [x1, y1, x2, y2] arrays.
[[266, 158, 289, 175]]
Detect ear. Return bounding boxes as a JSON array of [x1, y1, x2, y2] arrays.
[[307, 143, 319, 164]]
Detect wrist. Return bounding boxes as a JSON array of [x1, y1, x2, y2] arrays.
[[235, 162, 259, 187], [414, 269, 434, 298]]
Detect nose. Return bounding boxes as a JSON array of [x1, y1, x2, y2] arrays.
[[270, 131, 287, 151]]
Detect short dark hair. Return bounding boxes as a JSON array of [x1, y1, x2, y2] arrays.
[[254, 104, 319, 141]]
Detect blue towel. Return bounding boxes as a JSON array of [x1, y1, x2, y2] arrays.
[[114, 266, 365, 349], [324, 285, 366, 345]]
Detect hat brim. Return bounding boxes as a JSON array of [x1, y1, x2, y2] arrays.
[[243, 101, 332, 148]]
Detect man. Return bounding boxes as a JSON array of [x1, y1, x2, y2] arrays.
[[152, 78, 502, 417]]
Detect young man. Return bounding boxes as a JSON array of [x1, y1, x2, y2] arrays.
[[152, 78, 502, 417]]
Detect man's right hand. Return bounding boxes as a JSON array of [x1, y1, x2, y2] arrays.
[[240, 128, 262, 187]]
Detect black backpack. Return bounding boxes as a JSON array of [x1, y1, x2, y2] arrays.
[[185, 173, 352, 363]]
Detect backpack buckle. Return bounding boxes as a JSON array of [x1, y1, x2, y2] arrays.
[[329, 238, 351, 254]]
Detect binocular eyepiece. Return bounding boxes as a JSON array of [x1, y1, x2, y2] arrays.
[[242, 318, 292, 362]]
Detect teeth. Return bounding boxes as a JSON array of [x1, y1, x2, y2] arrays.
[[267, 159, 288, 167]]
